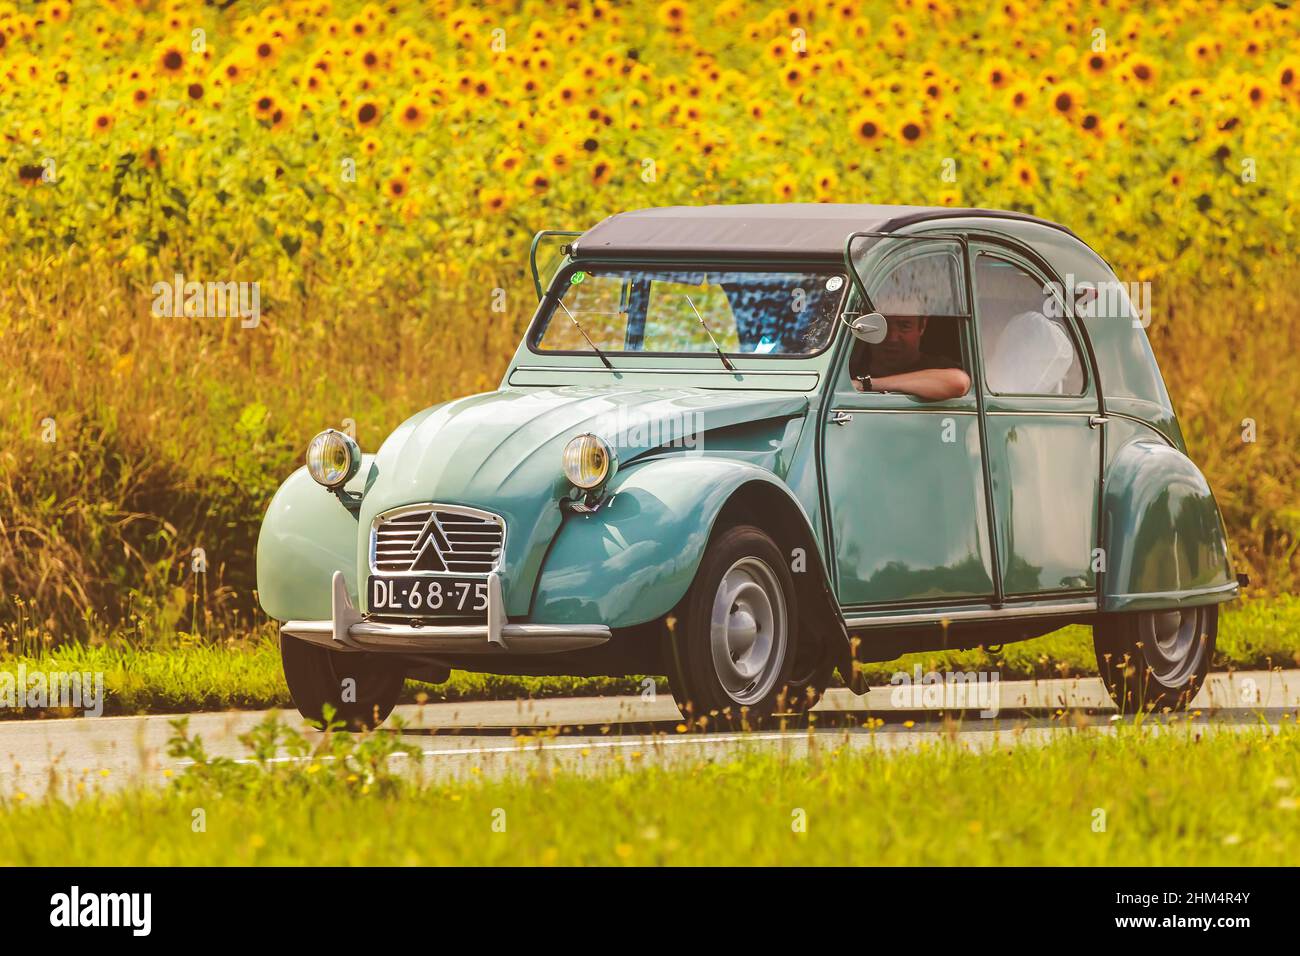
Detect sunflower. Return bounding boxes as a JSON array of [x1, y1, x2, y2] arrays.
[[394, 96, 429, 131], [772, 174, 798, 200], [849, 109, 885, 145], [525, 171, 551, 193], [128, 85, 152, 109], [1278, 59, 1298, 96], [87, 110, 115, 137], [589, 155, 614, 187], [1185, 35, 1218, 65], [983, 58, 1013, 90], [545, 145, 572, 172], [1009, 158, 1039, 189], [251, 91, 277, 120], [479, 188, 510, 214], [1005, 82, 1034, 111], [1242, 79, 1268, 110], [384, 175, 409, 200], [657, 1, 687, 31], [156, 44, 185, 77], [218, 54, 253, 86], [1081, 49, 1110, 78], [1050, 83, 1084, 118], [354, 99, 381, 128], [1124, 57, 1158, 87], [897, 117, 927, 147], [252, 37, 281, 68]]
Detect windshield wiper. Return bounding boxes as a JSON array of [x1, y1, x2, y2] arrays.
[[684, 295, 736, 371], [556, 299, 615, 370]]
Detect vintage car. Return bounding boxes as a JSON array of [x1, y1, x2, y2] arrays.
[[256, 203, 1241, 728]]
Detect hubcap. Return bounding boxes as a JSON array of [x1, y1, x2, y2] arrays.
[[709, 556, 788, 705], [1137, 607, 1206, 685]]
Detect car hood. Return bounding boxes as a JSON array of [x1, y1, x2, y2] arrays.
[[355, 385, 809, 614]]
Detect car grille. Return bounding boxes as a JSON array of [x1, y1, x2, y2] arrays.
[[370, 505, 505, 574]]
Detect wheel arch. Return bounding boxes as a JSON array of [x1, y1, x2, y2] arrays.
[[1100, 439, 1237, 612], [530, 457, 854, 683]]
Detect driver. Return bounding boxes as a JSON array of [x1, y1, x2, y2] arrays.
[[850, 314, 970, 401]]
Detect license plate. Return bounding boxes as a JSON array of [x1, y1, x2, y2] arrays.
[[368, 575, 489, 618]]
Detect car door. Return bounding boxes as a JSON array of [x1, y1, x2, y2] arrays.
[[970, 243, 1103, 597], [822, 237, 997, 608]]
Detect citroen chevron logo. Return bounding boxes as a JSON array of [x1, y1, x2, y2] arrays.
[[408, 514, 448, 572]]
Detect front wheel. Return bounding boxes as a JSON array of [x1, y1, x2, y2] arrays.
[[280, 634, 405, 729], [1093, 604, 1217, 714], [664, 524, 822, 727]]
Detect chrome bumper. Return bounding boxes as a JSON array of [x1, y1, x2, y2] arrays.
[[280, 572, 611, 655]]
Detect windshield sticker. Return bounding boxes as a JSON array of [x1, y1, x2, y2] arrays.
[[825, 275, 844, 292], [570, 271, 586, 284], [754, 337, 778, 354]]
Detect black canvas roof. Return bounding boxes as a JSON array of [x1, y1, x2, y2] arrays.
[[572, 203, 1076, 259]]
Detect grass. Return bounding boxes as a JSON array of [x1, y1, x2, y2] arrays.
[[1, 713, 1297, 865], [1, 595, 1296, 719]]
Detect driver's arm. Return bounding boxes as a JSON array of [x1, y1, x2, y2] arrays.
[[853, 368, 971, 401]]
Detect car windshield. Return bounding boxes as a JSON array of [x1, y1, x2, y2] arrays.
[[530, 266, 846, 357]]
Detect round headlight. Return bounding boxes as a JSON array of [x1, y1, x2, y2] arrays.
[[306, 429, 361, 489], [562, 433, 616, 491]]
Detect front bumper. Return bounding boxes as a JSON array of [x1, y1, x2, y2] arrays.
[[281, 572, 612, 655]]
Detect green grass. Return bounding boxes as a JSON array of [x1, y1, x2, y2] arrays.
[[2, 715, 1297, 865], [0, 595, 1295, 719]]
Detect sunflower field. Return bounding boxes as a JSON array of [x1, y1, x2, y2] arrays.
[[0, 0, 1297, 644]]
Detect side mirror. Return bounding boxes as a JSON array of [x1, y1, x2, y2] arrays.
[[846, 311, 888, 344]]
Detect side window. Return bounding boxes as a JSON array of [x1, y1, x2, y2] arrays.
[[868, 249, 967, 317], [974, 255, 1085, 395], [847, 249, 970, 382]]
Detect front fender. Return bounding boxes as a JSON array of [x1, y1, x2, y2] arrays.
[[530, 458, 815, 628], [255, 457, 374, 622], [1102, 440, 1236, 612]]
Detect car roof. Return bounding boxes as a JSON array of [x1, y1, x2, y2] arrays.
[[572, 203, 1079, 259]]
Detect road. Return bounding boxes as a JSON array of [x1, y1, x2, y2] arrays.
[[1, 670, 1296, 800]]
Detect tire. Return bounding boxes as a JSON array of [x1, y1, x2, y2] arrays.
[[280, 634, 405, 730], [1093, 604, 1217, 714], [664, 524, 822, 728]]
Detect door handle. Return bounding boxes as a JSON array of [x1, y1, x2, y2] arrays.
[[1088, 415, 1110, 428], [830, 410, 854, 426]]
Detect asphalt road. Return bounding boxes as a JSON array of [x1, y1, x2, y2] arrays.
[[2, 670, 1297, 800]]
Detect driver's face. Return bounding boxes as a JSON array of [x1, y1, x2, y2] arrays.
[[877, 315, 926, 360]]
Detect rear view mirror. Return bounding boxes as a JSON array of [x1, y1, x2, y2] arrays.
[[846, 311, 888, 344]]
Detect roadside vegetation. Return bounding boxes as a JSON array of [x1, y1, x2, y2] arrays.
[[2, 595, 1296, 718], [1, 713, 1296, 865]]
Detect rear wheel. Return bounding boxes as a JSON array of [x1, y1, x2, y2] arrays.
[[664, 525, 824, 728], [280, 634, 404, 729], [1093, 605, 1216, 714]]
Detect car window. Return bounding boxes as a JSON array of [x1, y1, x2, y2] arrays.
[[974, 255, 1085, 395], [532, 267, 844, 356], [868, 249, 967, 316], [644, 277, 740, 352]]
